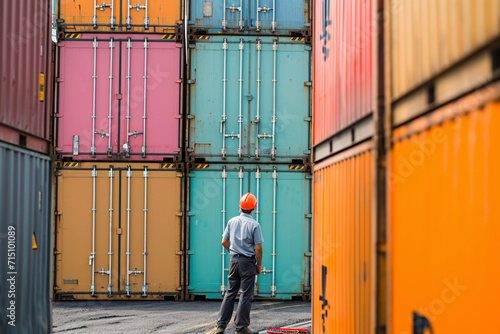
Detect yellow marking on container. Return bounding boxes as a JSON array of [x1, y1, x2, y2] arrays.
[[162, 34, 176, 40], [196, 164, 210, 169], [39, 73, 45, 102], [162, 163, 175, 169], [63, 162, 80, 167], [289, 165, 305, 170], [290, 37, 305, 41], [198, 35, 210, 40], [33, 233, 38, 249], [65, 33, 82, 39]]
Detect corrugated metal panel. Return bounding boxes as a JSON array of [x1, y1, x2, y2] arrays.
[[56, 34, 182, 160], [0, 0, 53, 151], [187, 36, 311, 163], [186, 163, 311, 300], [313, 0, 375, 145], [57, 0, 183, 32], [188, 0, 310, 35], [389, 90, 500, 332], [54, 162, 184, 300], [312, 142, 374, 334], [0, 142, 52, 333], [391, 0, 500, 101]]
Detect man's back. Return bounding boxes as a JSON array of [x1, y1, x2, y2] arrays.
[[223, 213, 264, 258]]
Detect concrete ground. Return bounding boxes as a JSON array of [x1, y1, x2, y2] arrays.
[[52, 300, 311, 333]]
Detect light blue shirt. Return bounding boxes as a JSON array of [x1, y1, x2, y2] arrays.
[[222, 213, 264, 257]]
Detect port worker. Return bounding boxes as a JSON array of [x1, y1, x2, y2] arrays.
[[210, 192, 264, 334]]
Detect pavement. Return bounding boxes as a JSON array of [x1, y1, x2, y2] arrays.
[[52, 300, 311, 333]]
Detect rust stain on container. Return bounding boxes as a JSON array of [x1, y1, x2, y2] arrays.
[[390, 95, 500, 332], [54, 162, 184, 300], [312, 142, 374, 334]]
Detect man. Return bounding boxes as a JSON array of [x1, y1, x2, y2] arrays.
[[210, 192, 264, 334]]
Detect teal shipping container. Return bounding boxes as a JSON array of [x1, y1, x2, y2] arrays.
[[186, 35, 311, 163], [186, 163, 312, 300], [188, 0, 311, 36]]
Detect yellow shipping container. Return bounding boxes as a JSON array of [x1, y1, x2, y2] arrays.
[[391, 0, 500, 100], [312, 142, 375, 334], [54, 162, 184, 300]]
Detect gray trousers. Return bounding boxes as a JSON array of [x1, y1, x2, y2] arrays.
[[217, 255, 256, 332]]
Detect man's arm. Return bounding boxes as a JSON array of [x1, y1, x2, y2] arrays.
[[255, 243, 263, 266], [222, 238, 230, 252]]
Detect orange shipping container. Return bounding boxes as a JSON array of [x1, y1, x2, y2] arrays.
[[58, 0, 183, 33], [389, 84, 500, 332], [54, 162, 184, 300], [390, 0, 500, 101], [312, 142, 375, 334]]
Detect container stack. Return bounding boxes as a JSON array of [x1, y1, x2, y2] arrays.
[[184, 0, 313, 300], [52, 0, 186, 300], [0, 0, 54, 331], [312, 0, 500, 333]]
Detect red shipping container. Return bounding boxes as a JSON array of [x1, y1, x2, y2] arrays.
[[313, 0, 375, 145], [56, 34, 182, 161], [0, 0, 55, 154]]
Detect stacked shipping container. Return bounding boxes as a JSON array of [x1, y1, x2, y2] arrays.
[[312, 0, 500, 333], [185, 0, 312, 300], [0, 0, 54, 332], [52, 1, 186, 300]]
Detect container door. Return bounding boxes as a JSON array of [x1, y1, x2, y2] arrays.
[[187, 164, 311, 299], [122, 0, 182, 32], [189, 0, 309, 34], [249, 165, 311, 298], [188, 37, 251, 161], [187, 166, 248, 297], [59, 0, 119, 31], [121, 165, 183, 299], [119, 37, 182, 159], [55, 164, 120, 298], [57, 36, 120, 159]]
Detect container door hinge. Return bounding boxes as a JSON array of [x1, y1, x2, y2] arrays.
[[304, 213, 312, 219], [116, 228, 123, 235], [304, 81, 312, 87], [305, 174, 313, 179], [175, 79, 182, 84], [187, 250, 195, 255], [187, 148, 194, 152], [304, 117, 312, 122], [56, 78, 64, 83], [54, 211, 62, 216], [116, 93, 122, 100], [176, 172, 183, 178], [188, 211, 195, 216], [187, 115, 195, 119], [175, 286, 183, 291], [187, 285, 195, 291], [304, 252, 312, 257], [305, 46, 312, 51], [175, 212, 183, 217], [187, 79, 195, 84], [54, 285, 62, 291], [54, 250, 62, 255], [303, 149, 311, 154], [174, 115, 182, 119], [175, 251, 183, 256]]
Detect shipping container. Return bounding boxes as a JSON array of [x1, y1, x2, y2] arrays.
[[389, 85, 500, 333], [390, 0, 500, 101], [187, 35, 311, 163], [54, 162, 184, 300], [0, 0, 55, 154], [55, 34, 183, 161], [313, 0, 375, 146], [312, 141, 375, 334], [57, 0, 183, 33], [186, 163, 311, 300], [0, 142, 52, 333], [188, 0, 310, 36]]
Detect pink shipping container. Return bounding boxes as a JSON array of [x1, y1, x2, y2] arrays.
[[0, 0, 55, 154], [55, 33, 182, 161], [313, 0, 375, 146]]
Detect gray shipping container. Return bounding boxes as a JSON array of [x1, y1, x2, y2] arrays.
[[0, 142, 52, 333]]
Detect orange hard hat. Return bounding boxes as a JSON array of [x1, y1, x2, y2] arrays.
[[239, 192, 257, 210]]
